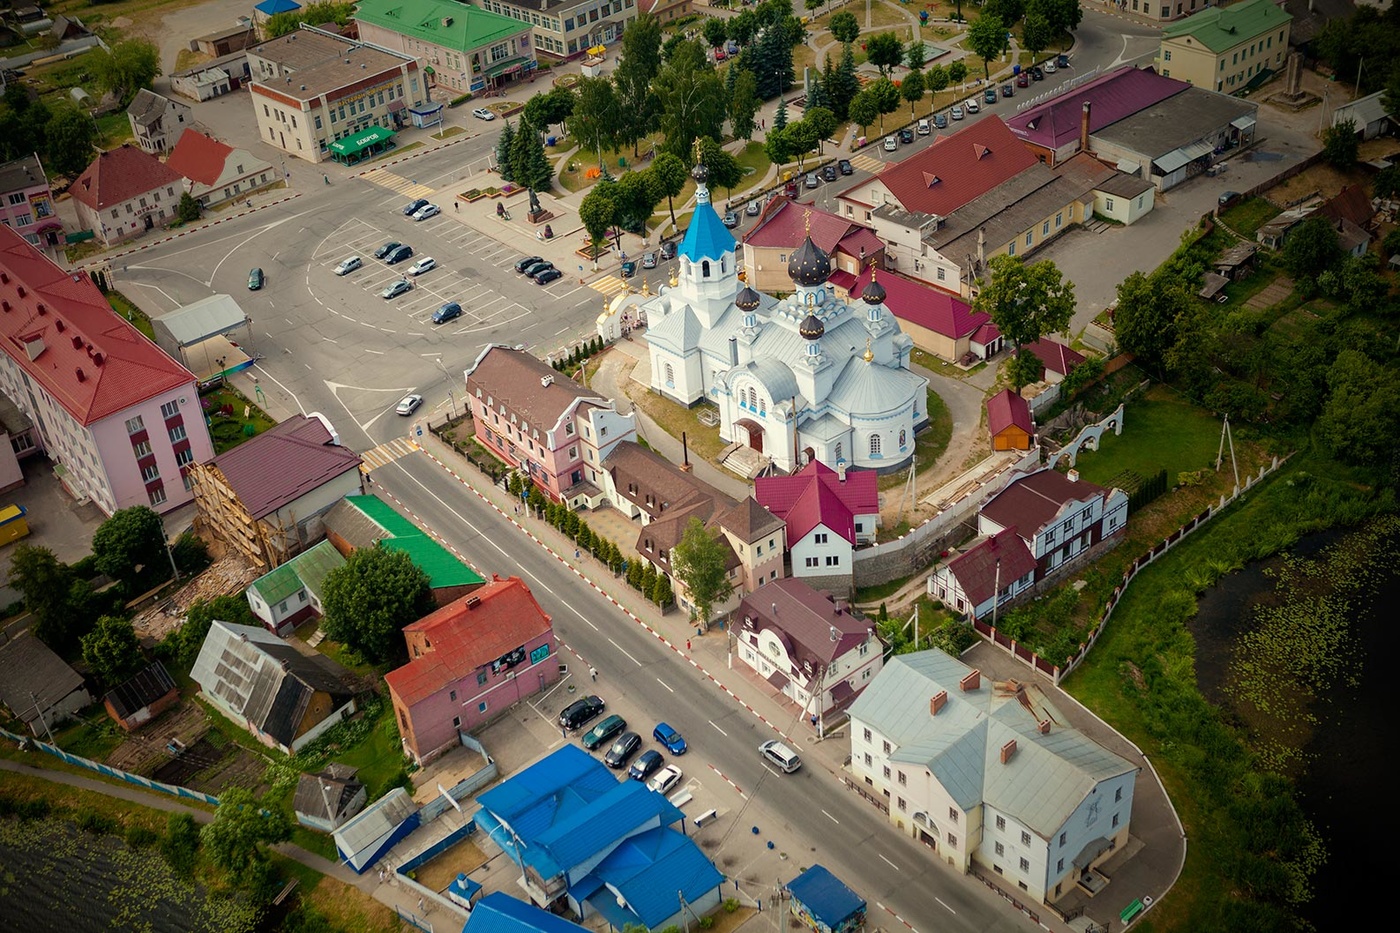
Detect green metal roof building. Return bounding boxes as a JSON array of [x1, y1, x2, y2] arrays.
[[247, 540, 347, 636], [327, 494, 487, 593], [1157, 0, 1292, 93], [354, 0, 537, 96]]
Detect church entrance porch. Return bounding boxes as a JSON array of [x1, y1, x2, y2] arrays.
[[735, 417, 764, 454]]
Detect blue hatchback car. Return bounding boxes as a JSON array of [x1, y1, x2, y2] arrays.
[[653, 722, 687, 755]]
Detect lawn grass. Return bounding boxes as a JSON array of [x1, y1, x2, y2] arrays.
[[1219, 195, 1282, 238], [96, 110, 134, 147], [271, 854, 402, 933], [1071, 385, 1227, 489], [107, 290, 155, 339], [332, 703, 409, 802], [880, 388, 953, 491], [625, 383, 727, 463], [911, 347, 985, 379], [200, 386, 277, 454], [52, 706, 127, 762]]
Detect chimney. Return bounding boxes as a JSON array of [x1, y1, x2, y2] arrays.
[[772, 602, 778, 616], [1067, 469, 1079, 482], [930, 690, 948, 716], [1037, 718, 1052, 734], [1000, 739, 1018, 764], [959, 669, 981, 692], [541, 374, 554, 387], [1080, 101, 1091, 153], [466, 595, 481, 609], [75, 367, 86, 382]]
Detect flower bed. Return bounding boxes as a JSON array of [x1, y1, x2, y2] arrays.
[[461, 189, 488, 202]]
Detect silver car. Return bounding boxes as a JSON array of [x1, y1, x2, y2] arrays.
[[334, 256, 362, 275]]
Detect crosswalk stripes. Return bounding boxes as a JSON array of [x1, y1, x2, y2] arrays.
[[360, 437, 421, 472], [848, 154, 884, 174], [361, 168, 435, 200], [589, 275, 631, 297]]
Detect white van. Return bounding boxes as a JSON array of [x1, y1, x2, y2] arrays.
[[883, 135, 898, 152], [917, 119, 931, 136], [760, 739, 802, 773]]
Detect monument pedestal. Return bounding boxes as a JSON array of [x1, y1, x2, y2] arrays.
[[528, 209, 554, 224]]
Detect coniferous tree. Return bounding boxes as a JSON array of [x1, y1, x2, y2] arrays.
[[495, 120, 517, 181], [774, 96, 789, 131]]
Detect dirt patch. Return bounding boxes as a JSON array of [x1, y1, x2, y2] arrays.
[[131, 552, 261, 644], [407, 838, 489, 893], [104, 701, 211, 774], [151, 735, 269, 795], [1262, 137, 1396, 208]]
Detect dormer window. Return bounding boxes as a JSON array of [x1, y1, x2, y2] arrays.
[[566, 422, 575, 435]]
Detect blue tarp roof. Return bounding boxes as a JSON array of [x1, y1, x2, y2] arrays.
[[786, 865, 865, 927], [678, 183, 735, 263], [582, 827, 726, 929], [461, 893, 588, 933], [255, 0, 301, 13]]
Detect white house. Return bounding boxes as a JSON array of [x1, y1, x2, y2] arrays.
[[977, 468, 1128, 582], [166, 129, 278, 208], [126, 89, 193, 154], [755, 460, 878, 586], [245, 539, 345, 636], [848, 650, 1138, 905], [928, 527, 1038, 622]]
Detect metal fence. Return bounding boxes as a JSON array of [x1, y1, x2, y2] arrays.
[[0, 726, 220, 807]]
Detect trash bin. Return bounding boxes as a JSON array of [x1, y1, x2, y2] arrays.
[[1013, 64, 1021, 75], [547, 136, 557, 147]]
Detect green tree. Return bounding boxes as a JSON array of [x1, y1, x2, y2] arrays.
[[804, 106, 837, 154], [654, 42, 726, 160], [1318, 349, 1400, 467], [901, 70, 926, 116], [92, 506, 169, 586], [865, 32, 905, 77], [264, 2, 354, 38], [906, 40, 928, 72], [651, 573, 674, 609], [829, 10, 861, 44], [640, 562, 658, 605], [579, 188, 617, 263], [1007, 349, 1046, 390], [8, 544, 88, 652], [967, 15, 1009, 81], [869, 77, 901, 131], [671, 517, 733, 630], [92, 38, 160, 104], [1022, 11, 1054, 57], [982, 0, 1026, 26], [926, 64, 949, 95], [973, 254, 1076, 352], [728, 68, 761, 142], [1319, 254, 1390, 312], [947, 60, 969, 86], [614, 169, 662, 234], [495, 120, 517, 182], [765, 126, 796, 170], [730, 9, 760, 45], [81, 615, 145, 684], [0, 94, 52, 163], [774, 96, 788, 131], [167, 594, 257, 669], [200, 787, 290, 874], [697, 137, 742, 197], [161, 812, 200, 876], [1112, 270, 1188, 378], [1043, 0, 1083, 42], [1385, 68, 1400, 127], [829, 44, 860, 122], [571, 76, 622, 163], [510, 118, 554, 196], [703, 17, 729, 49], [1282, 216, 1343, 285], [614, 14, 664, 156], [848, 88, 879, 131], [176, 192, 201, 223], [45, 105, 97, 177], [626, 557, 645, 591], [524, 86, 575, 135], [650, 152, 689, 229], [1322, 118, 1359, 168], [320, 546, 435, 664]]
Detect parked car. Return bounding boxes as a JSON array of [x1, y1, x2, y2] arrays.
[[652, 722, 687, 755], [395, 394, 423, 416], [838, 159, 853, 175], [723, 209, 740, 227], [402, 198, 429, 217], [384, 245, 414, 265], [1057, 53, 1070, 69], [745, 200, 762, 217], [581, 714, 627, 751], [620, 260, 638, 278], [559, 694, 605, 731], [1002, 83, 1015, 98], [642, 250, 658, 268], [604, 731, 642, 768], [247, 267, 264, 290], [432, 301, 463, 325], [805, 172, 819, 189], [917, 118, 930, 135], [1017, 71, 1030, 87], [381, 278, 412, 299], [647, 764, 684, 795], [628, 749, 664, 782], [984, 87, 999, 104], [883, 135, 898, 152], [412, 203, 441, 221], [1218, 190, 1243, 210], [933, 113, 948, 129], [407, 257, 436, 276], [965, 98, 980, 113], [759, 739, 802, 773], [951, 105, 964, 120], [521, 259, 552, 278], [1043, 60, 1057, 73], [515, 255, 543, 273], [1030, 66, 1044, 81], [659, 240, 678, 260], [375, 241, 402, 260], [784, 180, 799, 197], [821, 163, 838, 182], [334, 256, 362, 275], [471, 107, 495, 120], [534, 267, 563, 285], [898, 127, 914, 144]]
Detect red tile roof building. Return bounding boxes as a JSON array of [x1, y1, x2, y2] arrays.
[[755, 461, 879, 585], [832, 266, 1003, 364], [166, 129, 277, 208], [741, 197, 885, 294], [69, 144, 186, 246], [986, 389, 1034, 451], [1022, 338, 1087, 384], [0, 225, 213, 514], [928, 527, 1038, 621], [385, 575, 558, 764]]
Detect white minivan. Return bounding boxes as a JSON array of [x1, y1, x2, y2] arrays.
[[917, 118, 931, 135], [760, 739, 802, 773], [883, 135, 898, 152]]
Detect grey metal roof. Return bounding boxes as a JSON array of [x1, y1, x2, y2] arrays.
[[153, 294, 251, 348], [1154, 140, 1215, 175], [293, 764, 363, 821], [644, 300, 703, 354], [1332, 90, 1393, 129], [0, 632, 87, 727], [333, 786, 417, 856], [103, 661, 176, 720], [0, 154, 47, 196], [126, 89, 183, 128], [849, 651, 1136, 837], [1093, 87, 1258, 160], [825, 351, 928, 417]]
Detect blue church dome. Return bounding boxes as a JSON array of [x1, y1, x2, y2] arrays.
[[678, 162, 736, 263]]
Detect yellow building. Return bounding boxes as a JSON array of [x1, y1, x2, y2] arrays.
[[1157, 0, 1292, 94]]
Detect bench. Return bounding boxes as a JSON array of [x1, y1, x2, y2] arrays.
[[1120, 898, 1145, 925], [693, 808, 718, 827]]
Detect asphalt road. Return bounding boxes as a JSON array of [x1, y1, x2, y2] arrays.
[[373, 450, 1031, 933]]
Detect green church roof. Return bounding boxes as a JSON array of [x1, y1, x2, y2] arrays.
[[1161, 0, 1292, 53], [354, 0, 527, 52]]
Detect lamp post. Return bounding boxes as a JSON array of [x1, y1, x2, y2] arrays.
[[436, 358, 458, 419]]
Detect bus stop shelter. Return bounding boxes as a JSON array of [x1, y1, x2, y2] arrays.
[[329, 126, 396, 165]]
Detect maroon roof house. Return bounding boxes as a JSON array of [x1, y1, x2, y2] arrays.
[[1022, 338, 1087, 384], [69, 144, 186, 246], [929, 528, 1039, 621], [834, 266, 1004, 365], [741, 197, 885, 293], [756, 461, 879, 585], [986, 388, 1034, 451]]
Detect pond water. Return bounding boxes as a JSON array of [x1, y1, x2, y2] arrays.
[[0, 817, 255, 933], [1190, 524, 1396, 930]]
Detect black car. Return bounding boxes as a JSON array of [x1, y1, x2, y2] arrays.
[[1001, 83, 1015, 98], [628, 749, 664, 782], [821, 164, 837, 182], [1030, 66, 1044, 81], [534, 267, 564, 285], [1057, 53, 1070, 69], [522, 259, 553, 278], [838, 159, 853, 175], [247, 267, 264, 290], [384, 244, 414, 265], [603, 731, 642, 768], [581, 714, 627, 751], [899, 127, 914, 144], [560, 694, 605, 731], [659, 241, 677, 260], [375, 241, 403, 260], [515, 255, 543, 273], [722, 210, 740, 228], [402, 198, 429, 217]]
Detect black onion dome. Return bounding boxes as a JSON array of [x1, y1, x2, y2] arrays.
[[692, 162, 709, 184], [787, 235, 832, 287], [736, 285, 762, 311], [799, 312, 825, 341], [861, 274, 887, 305]]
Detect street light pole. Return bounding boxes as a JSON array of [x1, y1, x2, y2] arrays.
[[436, 358, 458, 420]]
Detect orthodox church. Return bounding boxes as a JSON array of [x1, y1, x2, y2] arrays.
[[641, 163, 929, 474]]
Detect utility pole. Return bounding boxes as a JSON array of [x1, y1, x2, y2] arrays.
[[1216, 414, 1239, 491], [29, 692, 56, 745], [991, 557, 1002, 628]]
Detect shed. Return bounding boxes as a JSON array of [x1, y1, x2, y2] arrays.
[[333, 787, 420, 872], [0, 631, 93, 737], [103, 661, 179, 731], [985, 389, 1033, 451], [786, 865, 866, 933], [294, 763, 367, 831], [152, 294, 253, 366], [1198, 272, 1231, 302]]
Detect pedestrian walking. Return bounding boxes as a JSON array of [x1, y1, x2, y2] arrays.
[[686, 639, 691, 651], [761, 118, 766, 130], [418, 897, 425, 914], [590, 666, 597, 681], [562, 726, 569, 739], [454, 200, 459, 211], [575, 547, 581, 560]]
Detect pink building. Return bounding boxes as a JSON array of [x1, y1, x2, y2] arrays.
[[0, 154, 64, 250], [464, 345, 636, 504], [385, 575, 558, 765], [0, 225, 214, 514]]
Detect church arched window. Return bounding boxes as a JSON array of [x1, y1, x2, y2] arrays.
[[721, 258, 726, 273], [834, 442, 844, 462], [747, 387, 757, 409], [665, 363, 675, 387], [702, 260, 711, 278], [899, 429, 907, 448], [869, 434, 882, 456]]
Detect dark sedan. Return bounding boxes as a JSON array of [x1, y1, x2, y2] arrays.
[[604, 732, 642, 769]]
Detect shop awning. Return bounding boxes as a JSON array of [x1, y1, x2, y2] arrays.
[[1154, 140, 1213, 175], [329, 125, 395, 157], [485, 57, 527, 78], [423, 65, 435, 75], [1231, 114, 1257, 131]]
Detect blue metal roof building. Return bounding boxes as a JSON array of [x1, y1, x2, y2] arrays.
[[255, 0, 301, 14], [461, 893, 589, 933], [786, 865, 866, 933], [474, 745, 725, 930]]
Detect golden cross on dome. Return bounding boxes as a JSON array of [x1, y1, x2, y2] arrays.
[[870, 264, 878, 282], [693, 137, 704, 165], [804, 208, 813, 234], [864, 337, 874, 362]]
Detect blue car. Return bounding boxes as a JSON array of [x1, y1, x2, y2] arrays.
[[653, 722, 687, 755]]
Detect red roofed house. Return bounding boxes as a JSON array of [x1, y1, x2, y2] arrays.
[[832, 266, 1003, 364], [189, 413, 363, 567], [741, 197, 885, 294], [733, 577, 882, 724], [927, 527, 1038, 622], [465, 345, 636, 504], [0, 225, 213, 515], [977, 467, 1128, 585], [755, 460, 878, 586], [386, 575, 558, 764], [69, 144, 187, 246], [986, 388, 1034, 451], [166, 129, 277, 209], [1022, 338, 1087, 385]]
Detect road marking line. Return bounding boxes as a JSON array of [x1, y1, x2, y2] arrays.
[[822, 809, 839, 824], [608, 638, 641, 666], [878, 854, 899, 870], [709, 721, 728, 736], [656, 678, 674, 693]]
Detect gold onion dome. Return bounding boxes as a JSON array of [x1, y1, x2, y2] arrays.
[[799, 312, 825, 340], [736, 285, 762, 311]]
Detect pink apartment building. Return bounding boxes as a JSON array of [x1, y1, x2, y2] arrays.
[[0, 225, 213, 514], [385, 575, 558, 764], [464, 345, 636, 504], [0, 155, 64, 250]]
